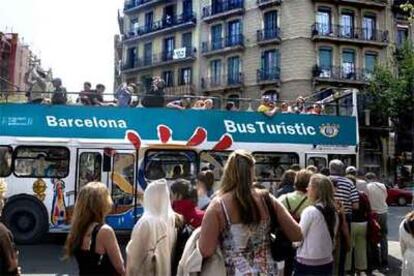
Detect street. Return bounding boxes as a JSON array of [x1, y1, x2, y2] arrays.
[[18, 206, 411, 275]]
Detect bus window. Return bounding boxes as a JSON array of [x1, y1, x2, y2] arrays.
[[112, 153, 135, 206], [328, 154, 356, 168], [79, 152, 102, 188], [144, 150, 198, 181], [13, 146, 69, 178], [200, 151, 230, 180], [308, 157, 327, 172], [253, 152, 299, 182], [0, 146, 12, 177]]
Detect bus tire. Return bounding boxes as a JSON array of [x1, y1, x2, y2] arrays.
[[3, 195, 49, 244]]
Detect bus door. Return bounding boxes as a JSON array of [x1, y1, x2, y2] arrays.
[[76, 149, 106, 192], [108, 149, 140, 230], [306, 154, 328, 171]]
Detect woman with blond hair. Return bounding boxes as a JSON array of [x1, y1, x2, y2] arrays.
[[294, 174, 338, 275], [126, 178, 178, 276], [199, 150, 302, 275], [64, 182, 125, 276]]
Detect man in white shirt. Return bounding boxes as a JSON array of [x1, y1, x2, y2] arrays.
[[366, 172, 388, 271]]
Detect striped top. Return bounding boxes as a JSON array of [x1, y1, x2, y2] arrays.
[[331, 176, 359, 214]]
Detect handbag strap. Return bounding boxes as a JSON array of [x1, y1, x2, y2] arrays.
[[264, 193, 278, 229]]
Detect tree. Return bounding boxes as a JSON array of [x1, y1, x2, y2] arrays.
[[366, 42, 414, 185], [401, 2, 414, 23]]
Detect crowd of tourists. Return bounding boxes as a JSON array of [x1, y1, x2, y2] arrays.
[[23, 76, 325, 115], [0, 152, 412, 275]]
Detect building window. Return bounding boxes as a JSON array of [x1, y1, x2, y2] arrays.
[[363, 15, 376, 40], [264, 10, 278, 39], [316, 8, 331, 35], [227, 20, 242, 46], [179, 67, 192, 85], [210, 59, 222, 86], [127, 47, 137, 68], [364, 52, 377, 79], [163, 5, 176, 26], [261, 49, 279, 79], [183, 0, 193, 19], [319, 47, 332, 77], [397, 27, 409, 48], [163, 71, 174, 87], [145, 12, 154, 32], [144, 42, 152, 66], [182, 32, 192, 49], [227, 56, 241, 85], [163, 37, 175, 61], [211, 24, 223, 50], [341, 11, 354, 38], [342, 49, 356, 79]]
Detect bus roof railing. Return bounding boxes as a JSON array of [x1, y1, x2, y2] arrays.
[[0, 90, 356, 117]]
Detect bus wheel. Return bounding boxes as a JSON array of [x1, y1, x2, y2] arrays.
[[3, 195, 49, 244]]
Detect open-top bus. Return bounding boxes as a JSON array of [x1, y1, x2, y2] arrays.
[[0, 92, 358, 243]]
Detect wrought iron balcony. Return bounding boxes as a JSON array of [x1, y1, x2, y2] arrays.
[[201, 73, 244, 90], [202, 34, 244, 55], [123, 13, 196, 42], [257, 68, 280, 84], [202, 0, 244, 22], [311, 23, 388, 46], [257, 28, 281, 45], [312, 65, 373, 84], [122, 47, 195, 72], [124, 0, 164, 13], [311, 0, 387, 9], [257, 0, 282, 9]]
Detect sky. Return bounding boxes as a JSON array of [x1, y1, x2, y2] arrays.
[[0, 0, 124, 92]]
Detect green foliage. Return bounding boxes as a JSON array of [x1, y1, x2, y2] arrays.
[[401, 2, 414, 24], [366, 42, 414, 122]]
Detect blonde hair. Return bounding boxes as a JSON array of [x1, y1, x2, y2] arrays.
[[0, 178, 7, 213], [309, 174, 335, 208], [220, 150, 259, 225], [64, 182, 112, 258]]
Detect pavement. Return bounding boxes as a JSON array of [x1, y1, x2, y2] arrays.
[[18, 206, 412, 275]]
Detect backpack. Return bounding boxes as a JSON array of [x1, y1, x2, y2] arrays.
[[285, 196, 308, 222], [52, 89, 67, 104], [171, 223, 194, 276]]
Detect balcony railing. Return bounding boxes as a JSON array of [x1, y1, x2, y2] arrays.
[[202, 0, 244, 19], [311, 23, 388, 44], [122, 47, 195, 71], [202, 34, 244, 53], [257, 28, 281, 43], [313, 65, 373, 83], [124, 0, 161, 11], [257, 0, 282, 8], [257, 68, 280, 82], [123, 13, 196, 40], [201, 73, 244, 90]]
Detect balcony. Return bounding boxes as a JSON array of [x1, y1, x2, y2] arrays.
[[257, 0, 282, 9], [257, 28, 281, 45], [201, 73, 244, 91], [202, 34, 245, 57], [257, 68, 280, 85], [123, 13, 196, 43], [311, 0, 387, 9], [312, 65, 373, 85], [311, 23, 388, 47], [124, 0, 164, 14], [164, 84, 195, 96], [121, 47, 196, 73], [202, 0, 244, 23]]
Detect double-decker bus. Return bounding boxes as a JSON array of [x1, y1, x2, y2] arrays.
[[0, 91, 358, 243]]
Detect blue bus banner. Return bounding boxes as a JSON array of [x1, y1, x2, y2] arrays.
[[0, 104, 357, 146]]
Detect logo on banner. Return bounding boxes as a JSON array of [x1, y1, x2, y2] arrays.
[[319, 124, 340, 138], [173, 48, 187, 59]]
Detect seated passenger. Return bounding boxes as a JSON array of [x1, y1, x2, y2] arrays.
[[51, 78, 67, 105], [78, 82, 93, 105], [257, 96, 278, 117], [204, 99, 213, 110], [310, 103, 323, 115], [115, 83, 135, 107], [166, 96, 193, 110], [280, 102, 292, 113], [91, 84, 105, 106], [225, 101, 238, 111], [192, 100, 205, 110], [293, 96, 306, 114]]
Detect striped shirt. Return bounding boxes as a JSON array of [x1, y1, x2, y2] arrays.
[[331, 176, 359, 214]]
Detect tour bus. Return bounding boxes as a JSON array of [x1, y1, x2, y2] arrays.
[[0, 91, 358, 244]]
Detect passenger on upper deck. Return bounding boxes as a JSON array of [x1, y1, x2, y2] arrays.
[[293, 96, 306, 114], [166, 95, 193, 110], [114, 83, 135, 107], [91, 84, 105, 106], [78, 82, 93, 105], [257, 95, 278, 117], [51, 78, 67, 105]]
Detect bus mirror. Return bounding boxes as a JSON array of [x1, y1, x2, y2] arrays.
[[103, 153, 111, 172]]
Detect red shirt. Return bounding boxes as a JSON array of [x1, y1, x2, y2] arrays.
[[172, 199, 205, 228]]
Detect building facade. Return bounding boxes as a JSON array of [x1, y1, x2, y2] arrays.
[[119, 0, 413, 178]]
